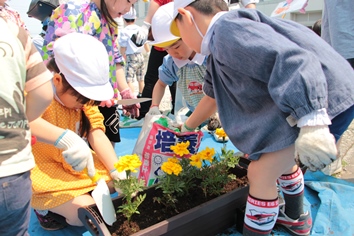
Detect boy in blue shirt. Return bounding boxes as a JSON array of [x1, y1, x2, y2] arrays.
[[170, 0, 354, 235], [147, 2, 223, 138]]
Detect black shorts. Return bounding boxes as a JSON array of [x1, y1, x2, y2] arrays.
[[98, 106, 121, 143]]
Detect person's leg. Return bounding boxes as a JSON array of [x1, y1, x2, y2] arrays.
[[136, 53, 145, 96], [0, 171, 32, 236], [49, 194, 96, 226], [126, 54, 137, 95], [243, 145, 311, 236], [169, 81, 176, 115], [138, 47, 167, 119]]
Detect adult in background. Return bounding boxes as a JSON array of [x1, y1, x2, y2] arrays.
[[322, 0, 354, 69], [42, 0, 140, 147], [321, 0, 354, 176], [32, 17, 49, 52], [124, 0, 176, 126], [225, 0, 258, 10]]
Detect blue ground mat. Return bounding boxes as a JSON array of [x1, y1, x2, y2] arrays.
[[28, 127, 354, 235]]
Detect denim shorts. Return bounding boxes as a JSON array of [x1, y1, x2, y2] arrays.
[[329, 105, 354, 141], [0, 171, 32, 236]]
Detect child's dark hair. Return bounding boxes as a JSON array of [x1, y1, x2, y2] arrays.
[[312, 19, 321, 37], [176, 0, 228, 21], [100, 0, 118, 28], [124, 19, 135, 23], [47, 58, 101, 138]]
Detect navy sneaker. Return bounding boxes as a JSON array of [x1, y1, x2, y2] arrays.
[[34, 210, 66, 231], [276, 207, 312, 236]]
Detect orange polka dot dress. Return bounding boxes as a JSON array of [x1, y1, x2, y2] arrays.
[[31, 100, 112, 210]]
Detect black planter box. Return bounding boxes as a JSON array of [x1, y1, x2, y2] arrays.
[[78, 166, 249, 236]]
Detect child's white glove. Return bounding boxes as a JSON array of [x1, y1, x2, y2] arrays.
[[295, 125, 337, 171], [147, 106, 161, 116], [136, 21, 151, 45], [110, 169, 126, 195], [181, 122, 195, 133], [55, 129, 95, 176]]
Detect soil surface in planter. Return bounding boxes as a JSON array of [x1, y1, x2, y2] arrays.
[[109, 176, 249, 236]]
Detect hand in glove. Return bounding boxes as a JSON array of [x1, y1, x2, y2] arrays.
[[110, 169, 126, 195], [147, 106, 161, 116], [120, 88, 140, 118], [295, 125, 337, 171], [55, 129, 95, 176], [135, 21, 151, 45], [181, 122, 195, 133]]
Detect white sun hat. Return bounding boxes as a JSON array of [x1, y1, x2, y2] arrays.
[[170, 0, 196, 37], [53, 33, 113, 101], [149, 2, 180, 48]]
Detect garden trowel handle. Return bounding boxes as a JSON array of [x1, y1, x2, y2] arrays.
[[84, 167, 101, 184]]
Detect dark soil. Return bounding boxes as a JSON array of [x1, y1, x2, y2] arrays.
[[107, 175, 249, 236]]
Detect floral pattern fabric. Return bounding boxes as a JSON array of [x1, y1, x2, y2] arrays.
[[43, 1, 124, 97]]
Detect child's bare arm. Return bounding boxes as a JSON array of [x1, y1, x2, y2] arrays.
[[29, 117, 66, 143], [151, 79, 168, 107], [88, 129, 119, 172], [184, 96, 217, 131]]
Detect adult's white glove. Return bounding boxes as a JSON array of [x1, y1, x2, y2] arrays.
[[147, 106, 161, 116], [110, 169, 126, 195], [136, 21, 151, 45], [120, 88, 140, 118], [55, 129, 95, 176], [295, 125, 337, 171]]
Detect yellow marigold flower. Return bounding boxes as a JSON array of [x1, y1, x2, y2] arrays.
[[215, 128, 227, 138], [170, 141, 190, 157], [190, 154, 203, 168], [199, 147, 215, 162], [115, 154, 142, 173], [161, 161, 182, 176], [167, 157, 180, 164]]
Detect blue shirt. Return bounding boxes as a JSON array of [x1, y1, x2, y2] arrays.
[[202, 9, 354, 160]]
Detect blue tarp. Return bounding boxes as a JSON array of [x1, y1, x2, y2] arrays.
[[28, 127, 354, 236]]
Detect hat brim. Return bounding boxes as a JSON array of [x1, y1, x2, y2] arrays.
[[170, 19, 181, 37], [149, 38, 180, 48], [71, 81, 114, 101]]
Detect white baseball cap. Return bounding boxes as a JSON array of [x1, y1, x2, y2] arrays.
[[53, 33, 113, 101], [150, 2, 180, 48], [170, 0, 196, 37], [123, 7, 136, 20]]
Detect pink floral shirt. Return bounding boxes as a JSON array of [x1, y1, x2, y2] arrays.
[[43, 1, 124, 97]]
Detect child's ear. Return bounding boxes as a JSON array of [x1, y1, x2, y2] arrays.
[[52, 73, 62, 87], [178, 8, 194, 26]]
